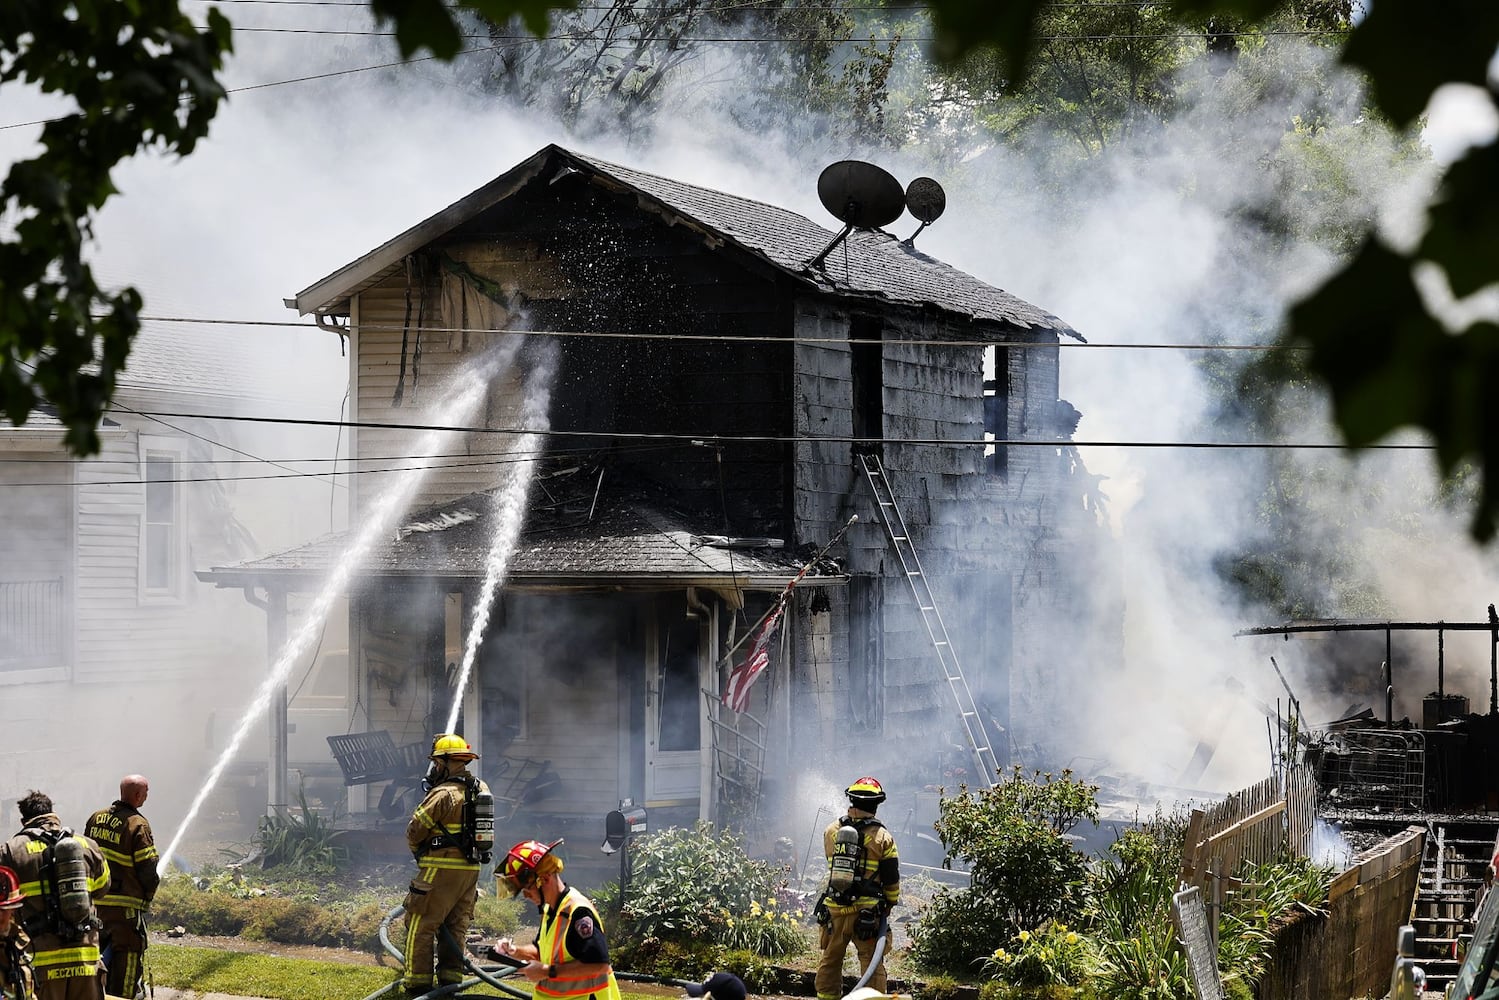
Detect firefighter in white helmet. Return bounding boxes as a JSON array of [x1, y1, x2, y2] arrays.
[[491, 839, 621, 1000], [402, 734, 494, 997], [814, 777, 900, 1000]]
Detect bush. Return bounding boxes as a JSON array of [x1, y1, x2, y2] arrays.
[[719, 949, 778, 993], [597, 823, 805, 959], [250, 789, 348, 873], [911, 769, 1097, 975], [909, 885, 1011, 976]]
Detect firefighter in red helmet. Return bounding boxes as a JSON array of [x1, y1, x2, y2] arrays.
[[814, 777, 900, 1000], [402, 734, 493, 997], [491, 839, 621, 1000], [0, 864, 34, 1000]]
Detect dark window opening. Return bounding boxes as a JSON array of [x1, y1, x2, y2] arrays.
[[851, 316, 884, 456], [659, 613, 702, 752], [984, 346, 1010, 476]]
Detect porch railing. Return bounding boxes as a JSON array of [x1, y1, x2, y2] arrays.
[[0, 578, 65, 672]]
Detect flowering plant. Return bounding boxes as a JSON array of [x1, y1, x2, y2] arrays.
[[979, 920, 1093, 988]]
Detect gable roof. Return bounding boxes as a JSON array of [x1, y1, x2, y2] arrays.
[[291, 144, 1078, 339]]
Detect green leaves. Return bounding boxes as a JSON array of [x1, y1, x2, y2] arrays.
[[0, 0, 229, 453], [1342, 0, 1499, 130], [1291, 236, 1499, 539]]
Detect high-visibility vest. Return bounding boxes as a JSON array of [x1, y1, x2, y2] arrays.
[[534, 888, 621, 1000]]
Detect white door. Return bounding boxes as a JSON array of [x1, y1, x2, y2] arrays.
[[646, 611, 704, 803]]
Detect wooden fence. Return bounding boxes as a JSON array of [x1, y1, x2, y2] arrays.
[[1180, 764, 1316, 892]]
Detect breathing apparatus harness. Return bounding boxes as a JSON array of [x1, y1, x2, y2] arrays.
[[815, 815, 889, 938], [418, 772, 495, 865], [22, 827, 97, 944]]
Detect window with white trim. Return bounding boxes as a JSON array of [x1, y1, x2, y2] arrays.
[[140, 439, 186, 600]]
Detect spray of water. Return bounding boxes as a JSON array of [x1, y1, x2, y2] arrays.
[[443, 353, 554, 733], [159, 361, 497, 870]]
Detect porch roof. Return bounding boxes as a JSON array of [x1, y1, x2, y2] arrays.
[[197, 492, 842, 593]]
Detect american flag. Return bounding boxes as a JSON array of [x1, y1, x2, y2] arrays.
[[722, 597, 786, 714]]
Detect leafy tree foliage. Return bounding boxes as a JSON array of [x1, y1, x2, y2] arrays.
[[0, 0, 230, 454]]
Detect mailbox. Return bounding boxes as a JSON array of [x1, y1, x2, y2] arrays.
[[602, 802, 648, 855]]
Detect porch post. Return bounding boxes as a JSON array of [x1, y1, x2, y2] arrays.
[[268, 588, 289, 814]]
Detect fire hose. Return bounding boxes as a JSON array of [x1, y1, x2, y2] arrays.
[[846, 916, 890, 997], [368, 904, 531, 1000]]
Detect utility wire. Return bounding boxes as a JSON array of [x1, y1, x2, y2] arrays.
[[132, 407, 1433, 452], [131, 314, 1300, 351]]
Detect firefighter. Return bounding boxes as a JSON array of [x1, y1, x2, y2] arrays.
[[492, 839, 621, 1000], [402, 734, 493, 997], [0, 791, 109, 1000], [0, 864, 34, 1000], [84, 776, 159, 999], [814, 777, 900, 1000]]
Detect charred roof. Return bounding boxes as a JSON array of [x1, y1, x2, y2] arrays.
[[290, 144, 1077, 340]]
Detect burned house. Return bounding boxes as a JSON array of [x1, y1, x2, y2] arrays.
[[201, 144, 1113, 842]]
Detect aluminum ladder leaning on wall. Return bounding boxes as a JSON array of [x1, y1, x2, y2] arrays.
[[858, 452, 1001, 789]]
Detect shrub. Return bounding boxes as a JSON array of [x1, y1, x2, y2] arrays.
[[911, 769, 1096, 975], [908, 884, 1011, 976], [598, 823, 805, 958], [719, 949, 778, 993], [250, 789, 348, 873], [981, 921, 1095, 989]]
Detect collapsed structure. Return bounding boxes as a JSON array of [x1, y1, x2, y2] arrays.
[[200, 144, 1116, 849]]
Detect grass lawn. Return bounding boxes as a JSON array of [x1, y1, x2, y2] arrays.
[[148, 944, 680, 1000]]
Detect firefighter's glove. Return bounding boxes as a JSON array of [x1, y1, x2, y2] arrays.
[[813, 898, 832, 927], [854, 908, 881, 941]]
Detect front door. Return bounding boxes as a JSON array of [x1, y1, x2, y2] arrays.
[[646, 609, 703, 803]]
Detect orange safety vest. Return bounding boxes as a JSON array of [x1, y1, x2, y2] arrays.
[[533, 888, 621, 1000]]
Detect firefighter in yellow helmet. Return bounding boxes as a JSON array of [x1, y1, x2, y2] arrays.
[[491, 840, 621, 1000], [0, 791, 109, 1000], [402, 734, 494, 997], [0, 864, 34, 1000], [814, 777, 900, 1000]]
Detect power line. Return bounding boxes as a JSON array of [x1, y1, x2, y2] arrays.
[[132, 407, 1432, 452], [0, 440, 676, 466], [132, 314, 1300, 351]]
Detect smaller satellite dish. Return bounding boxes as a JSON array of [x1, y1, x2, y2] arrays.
[[817, 161, 906, 230], [905, 177, 946, 224]]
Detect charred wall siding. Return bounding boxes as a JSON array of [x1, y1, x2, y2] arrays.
[[788, 298, 1071, 768], [350, 248, 542, 517]]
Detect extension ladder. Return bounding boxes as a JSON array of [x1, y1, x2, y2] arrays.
[[858, 453, 1001, 788]]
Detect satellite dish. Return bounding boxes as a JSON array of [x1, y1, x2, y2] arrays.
[[817, 161, 906, 230], [905, 177, 946, 224]]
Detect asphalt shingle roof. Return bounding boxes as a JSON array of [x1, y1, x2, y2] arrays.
[[569, 149, 1076, 337], [201, 492, 829, 588], [294, 145, 1078, 339]]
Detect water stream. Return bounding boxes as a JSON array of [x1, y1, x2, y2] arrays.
[[443, 354, 554, 734], [160, 361, 498, 870]]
